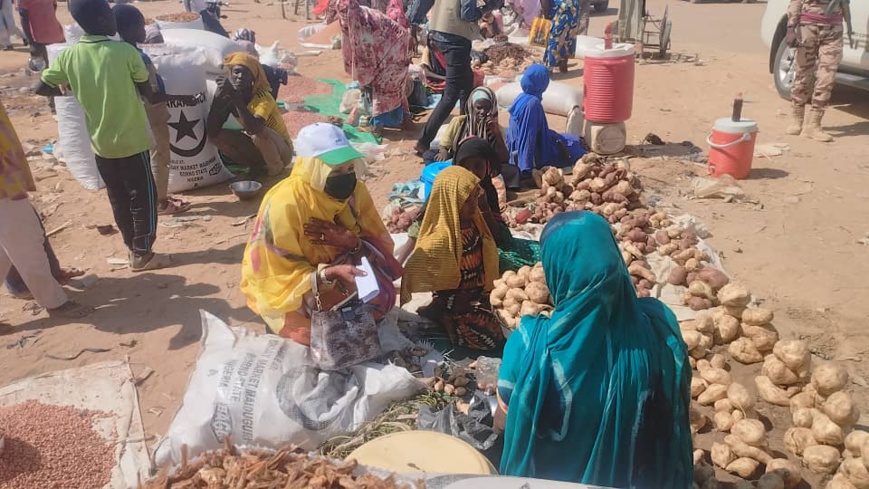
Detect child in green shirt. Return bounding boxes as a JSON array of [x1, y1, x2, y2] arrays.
[[37, 0, 169, 271]]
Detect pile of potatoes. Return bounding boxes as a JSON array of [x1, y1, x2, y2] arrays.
[[501, 155, 732, 302], [708, 418, 801, 484], [431, 370, 471, 397], [681, 299, 760, 366], [490, 263, 552, 330], [494, 155, 867, 489], [753, 340, 812, 406], [677, 279, 836, 488], [522, 156, 643, 225], [781, 362, 865, 483]]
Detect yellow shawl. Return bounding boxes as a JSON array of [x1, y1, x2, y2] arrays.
[[240, 156, 393, 334], [401, 165, 499, 303], [223, 52, 271, 95]]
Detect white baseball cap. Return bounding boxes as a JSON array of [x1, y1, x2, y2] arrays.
[[294, 123, 364, 167]]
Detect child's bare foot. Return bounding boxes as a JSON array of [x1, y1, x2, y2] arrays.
[[414, 142, 428, 156]]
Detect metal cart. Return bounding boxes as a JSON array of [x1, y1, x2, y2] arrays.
[[614, 0, 673, 57]]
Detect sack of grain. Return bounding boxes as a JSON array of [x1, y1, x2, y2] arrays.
[[496, 79, 583, 117], [146, 46, 233, 193], [153, 311, 421, 467], [160, 28, 244, 76], [155, 12, 205, 31]]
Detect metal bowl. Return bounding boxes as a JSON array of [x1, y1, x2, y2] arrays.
[[229, 180, 263, 201]]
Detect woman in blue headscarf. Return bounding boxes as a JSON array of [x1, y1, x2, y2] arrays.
[[505, 64, 584, 182], [496, 211, 693, 488]]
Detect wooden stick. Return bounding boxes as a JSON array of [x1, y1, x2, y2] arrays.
[[46, 219, 72, 237]]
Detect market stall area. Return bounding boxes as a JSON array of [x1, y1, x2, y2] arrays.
[[1, 0, 868, 488]]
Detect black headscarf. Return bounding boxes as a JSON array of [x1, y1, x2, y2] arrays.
[[455, 136, 501, 217]]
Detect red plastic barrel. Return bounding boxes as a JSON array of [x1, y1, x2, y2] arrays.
[[707, 118, 758, 180], [583, 44, 635, 124]]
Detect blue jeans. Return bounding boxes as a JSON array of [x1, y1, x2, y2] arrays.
[[4, 205, 61, 296]]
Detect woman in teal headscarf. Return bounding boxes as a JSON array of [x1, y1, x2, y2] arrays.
[[496, 211, 693, 488]]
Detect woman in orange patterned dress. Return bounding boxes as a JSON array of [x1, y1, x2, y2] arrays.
[[400, 165, 505, 352]]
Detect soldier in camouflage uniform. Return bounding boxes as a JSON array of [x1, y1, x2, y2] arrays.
[[785, 0, 847, 142]]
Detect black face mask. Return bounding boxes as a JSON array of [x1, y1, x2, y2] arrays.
[[324, 172, 357, 200]]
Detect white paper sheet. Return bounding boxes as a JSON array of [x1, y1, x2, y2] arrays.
[[356, 256, 379, 303]]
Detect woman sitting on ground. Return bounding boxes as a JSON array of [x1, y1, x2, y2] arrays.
[[401, 165, 505, 352], [496, 211, 693, 487], [329, 0, 410, 135], [505, 64, 584, 182], [241, 123, 403, 345], [397, 137, 540, 272], [434, 87, 508, 166], [207, 52, 294, 176]]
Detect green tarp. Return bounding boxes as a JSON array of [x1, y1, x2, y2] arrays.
[[297, 78, 378, 145]]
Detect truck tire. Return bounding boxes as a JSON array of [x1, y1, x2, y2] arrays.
[[773, 38, 799, 100]]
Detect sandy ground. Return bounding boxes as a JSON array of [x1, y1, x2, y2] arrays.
[[1, 0, 868, 476]]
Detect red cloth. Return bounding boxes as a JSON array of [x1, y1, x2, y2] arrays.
[[800, 12, 844, 25], [385, 0, 409, 29], [18, 0, 63, 44], [313, 0, 331, 16], [473, 68, 484, 89]]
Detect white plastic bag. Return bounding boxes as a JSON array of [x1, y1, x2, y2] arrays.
[[565, 105, 584, 137], [154, 311, 421, 467], [340, 88, 361, 114], [148, 46, 234, 193], [256, 41, 281, 68], [496, 80, 583, 117], [53, 96, 104, 190], [48, 43, 101, 190], [63, 23, 85, 45], [298, 23, 327, 42]]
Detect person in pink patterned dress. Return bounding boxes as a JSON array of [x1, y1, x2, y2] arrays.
[[330, 0, 410, 134]]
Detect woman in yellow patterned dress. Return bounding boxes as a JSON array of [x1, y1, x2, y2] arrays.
[[401, 165, 505, 352]]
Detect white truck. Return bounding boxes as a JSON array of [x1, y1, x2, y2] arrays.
[[761, 0, 869, 99]]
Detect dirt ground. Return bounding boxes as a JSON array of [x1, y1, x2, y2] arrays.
[[1, 0, 867, 478]]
